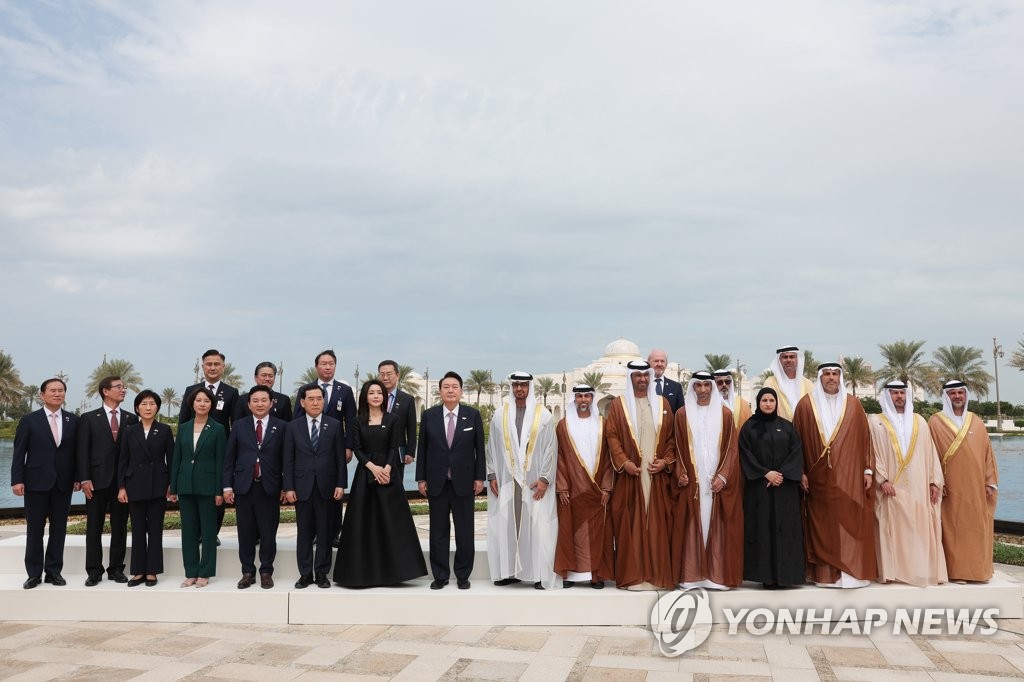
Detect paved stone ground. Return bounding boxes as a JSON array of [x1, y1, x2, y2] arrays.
[[2, 515, 1023, 680]]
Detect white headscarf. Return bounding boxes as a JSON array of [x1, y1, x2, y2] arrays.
[[941, 380, 970, 429], [506, 371, 537, 466], [712, 369, 736, 407], [769, 346, 805, 413], [624, 361, 659, 429], [685, 372, 725, 480], [566, 385, 600, 472], [880, 380, 915, 454], [811, 363, 847, 440]]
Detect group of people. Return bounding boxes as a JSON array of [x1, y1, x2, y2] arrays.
[[9, 344, 998, 595]]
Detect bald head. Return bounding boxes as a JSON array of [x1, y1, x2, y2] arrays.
[[648, 349, 668, 378]]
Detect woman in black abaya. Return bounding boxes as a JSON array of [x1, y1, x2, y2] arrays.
[[739, 387, 805, 588]]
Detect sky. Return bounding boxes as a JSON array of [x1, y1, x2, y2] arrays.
[[1, 1, 1022, 412]]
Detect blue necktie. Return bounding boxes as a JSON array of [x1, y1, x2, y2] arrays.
[[656, 378, 663, 396], [310, 418, 319, 449]]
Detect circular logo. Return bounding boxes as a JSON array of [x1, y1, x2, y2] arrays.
[[650, 587, 714, 657]]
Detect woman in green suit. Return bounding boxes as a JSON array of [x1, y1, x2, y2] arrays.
[[170, 387, 226, 587]]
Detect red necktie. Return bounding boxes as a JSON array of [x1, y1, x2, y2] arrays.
[[110, 410, 119, 441], [254, 420, 263, 480]]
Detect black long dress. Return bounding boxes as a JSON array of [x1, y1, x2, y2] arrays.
[[333, 413, 428, 587], [738, 414, 806, 586]]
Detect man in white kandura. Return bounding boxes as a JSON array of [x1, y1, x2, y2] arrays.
[[762, 346, 813, 421]]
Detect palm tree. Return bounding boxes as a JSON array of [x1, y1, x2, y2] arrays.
[[1007, 338, 1024, 373], [220, 363, 243, 388], [581, 371, 611, 394], [22, 384, 39, 410], [160, 387, 181, 419], [294, 366, 320, 389], [397, 365, 419, 396], [535, 377, 560, 406], [876, 340, 933, 392], [464, 370, 494, 406], [932, 345, 992, 398], [85, 357, 143, 397], [0, 350, 24, 408], [841, 357, 874, 398], [803, 350, 820, 380], [757, 369, 773, 388], [703, 353, 731, 373]]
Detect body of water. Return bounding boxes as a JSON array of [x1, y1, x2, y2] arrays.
[[2, 436, 1021, 518]]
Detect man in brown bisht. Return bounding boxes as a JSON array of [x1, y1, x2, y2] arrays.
[[713, 369, 751, 432], [554, 385, 613, 589], [928, 380, 999, 582], [605, 360, 676, 589], [673, 371, 742, 590], [792, 363, 877, 588]]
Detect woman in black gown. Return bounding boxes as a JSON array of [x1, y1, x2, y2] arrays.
[[738, 387, 805, 588], [334, 379, 428, 587]]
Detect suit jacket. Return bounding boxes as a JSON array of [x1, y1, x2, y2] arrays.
[[179, 382, 240, 434], [11, 409, 79, 492], [389, 389, 418, 460], [415, 404, 485, 497], [659, 376, 685, 413], [283, 414, 347, 501], [294, 380, 356, 449], [170, 420, 227, 496], [117, 421, 173, 501], [234, 390, 293, 422], [76, 406, 139, 489], [223, 415, 286, 496]]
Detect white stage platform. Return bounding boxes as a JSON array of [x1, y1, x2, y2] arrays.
[[0, 535, 1019, 627]]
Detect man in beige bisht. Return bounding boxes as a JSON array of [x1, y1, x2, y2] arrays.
[[762, 346, 814, 421], [928, 380, 999, 582], [869, 380, 946, 586], [486, 372, 559, 590], [713, 369, 751, 432]]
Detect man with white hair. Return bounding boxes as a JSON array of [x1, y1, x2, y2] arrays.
[[648, 349, 684, 413], [605, 360, 676, 589], [928, 380, 999, 582], [713, 369, 751, 431], [486, 372, 559, 590], [792, 363, 876, 587], [869, 380, 946, 586], [554, 385, 613, 589], [673, 371, 742, 590], [763, 346, 814, 420]]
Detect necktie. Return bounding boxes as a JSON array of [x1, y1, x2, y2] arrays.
[[49, 413, 60, 445], [110, 410, 119, 441], [310, 418, 319, 449], [388, 393, 395, 413], [321, 383, 330, 406], [208, 384, 216, 393], [446, 412, 455, 447], [254, 420, 263, 480], [656, 378, 663, 396]]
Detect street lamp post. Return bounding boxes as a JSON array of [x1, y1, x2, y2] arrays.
[[994, 337, 1004, 431]]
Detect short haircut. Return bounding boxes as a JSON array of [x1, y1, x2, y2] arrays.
[[254, 361, 277, 377], [248, 384, 273, 402], [98, 376, 121, 397], [134, 389, 162, 414], [315, 349, 337, 365], [41, 378, 67, 393], [300, 383, 325, 400], [202, 349, 225, 361], [378, 360, 399, 374], [189, 385, 217, 408], [358, 380, 387, 419], [440, 371, 463, 389]]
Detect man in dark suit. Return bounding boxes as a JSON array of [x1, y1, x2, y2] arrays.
[[377, 359, 417, 472], [283, 384, 347, 588], [649, 349, 684, 412], [295, 349, 355, 547], [416, 371, 485, 590], [77, 376, 138, 586], [235, 362, 292, 421], [10, 378, 80, 589], [224, 385, 287, 589]]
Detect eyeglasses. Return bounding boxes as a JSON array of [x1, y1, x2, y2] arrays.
[[109, 384, 126, 391]]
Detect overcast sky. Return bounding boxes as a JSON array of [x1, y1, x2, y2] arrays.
[[2, 1, 1022, 411]]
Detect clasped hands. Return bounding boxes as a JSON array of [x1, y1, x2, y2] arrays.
[[367, 463, 392, 486]]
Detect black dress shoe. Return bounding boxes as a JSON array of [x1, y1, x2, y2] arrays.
[[315, 574, 331, 589], [145, 577, 158, 587], [430, 579, 448, 590], [44, 573, 66, 586], [534, 581, 544, 590], [108, 570, 128, 584], [126, 576, 145, 587], [85, 575, 102, 587], [457, 579, 470, 590], [295, 575, 314, 589], [563, 580, 575, 588], [590, 581, 605, 589], [237, 573, 255, 589], [23, 576, 41, 590], [493, 577, 520, 586]]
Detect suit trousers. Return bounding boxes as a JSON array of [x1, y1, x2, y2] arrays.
[[85, 479, 129, 577], [23, 488, 72, 578], [128, 497, 166, 575], [179, 494, 218, 578], [428, 480, 475, 581], [296, 486, 334, 578], [236, 485, 281, 575]]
